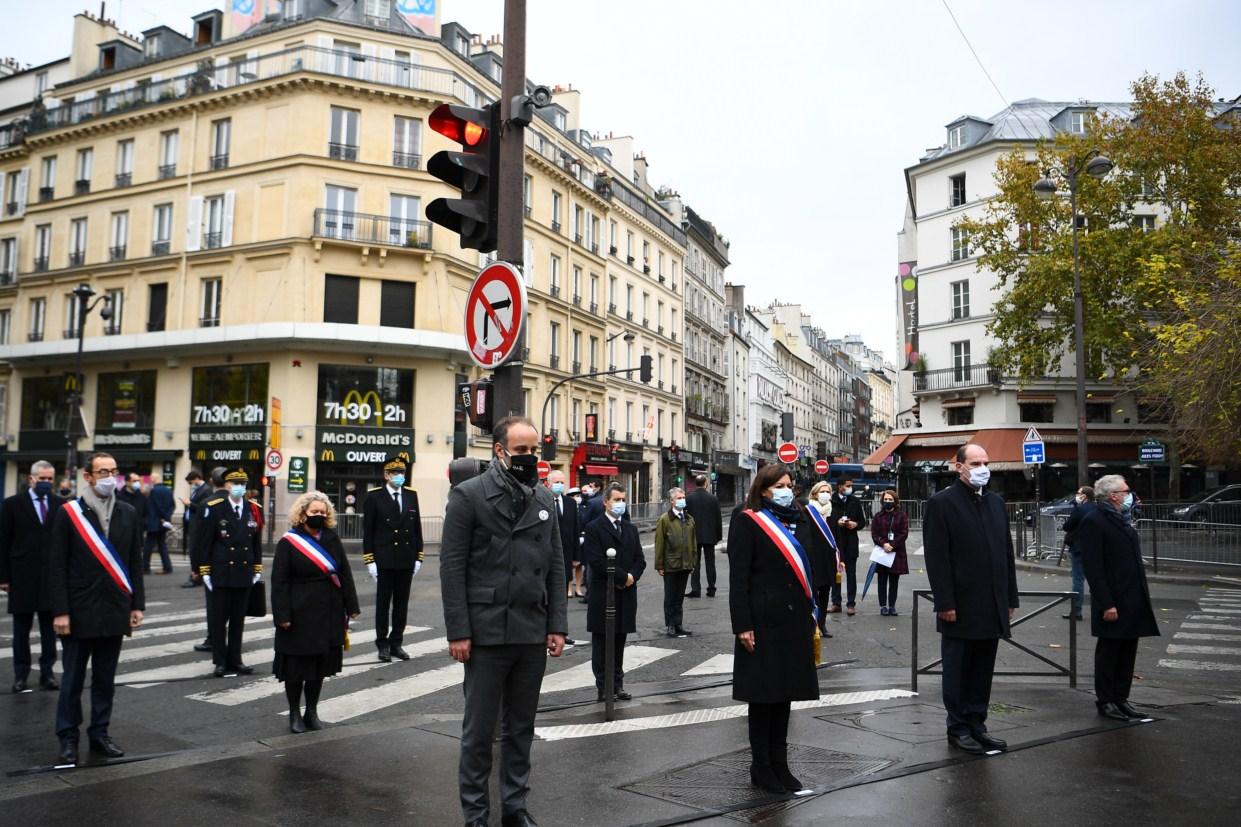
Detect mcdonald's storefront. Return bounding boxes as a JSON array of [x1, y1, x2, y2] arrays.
[[186, 363, 269, 486]]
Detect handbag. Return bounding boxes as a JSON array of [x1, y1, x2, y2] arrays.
[[246, 580, 267, 617]]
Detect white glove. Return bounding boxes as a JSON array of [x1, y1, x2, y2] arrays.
[[413, 561, 422, 577], [161, 520, 174, 530], [253, 572, 261, 584], [203, 575, 213, 591], [367, 562, 378, 581]]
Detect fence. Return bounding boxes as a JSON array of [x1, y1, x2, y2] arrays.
[[1030, 504, 1241, 569]]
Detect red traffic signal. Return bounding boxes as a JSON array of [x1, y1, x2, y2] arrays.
[[429, 104, 490, 147], [426, 103, 500, 252]]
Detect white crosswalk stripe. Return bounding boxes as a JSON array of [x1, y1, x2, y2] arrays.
[[314, 662, 465, 723], [1162, 592, 1241, 675], [539, 645, 676, 693], [680, 654, 733, 677]]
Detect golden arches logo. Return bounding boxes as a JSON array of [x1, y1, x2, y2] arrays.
[[247, 448, 261, 460], [341, 389, 385, 427], [321, 449, 335, 462]]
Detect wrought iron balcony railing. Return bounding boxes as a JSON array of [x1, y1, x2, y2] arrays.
[[313, 208, 432, 249], [912, 365, 1002, 393]]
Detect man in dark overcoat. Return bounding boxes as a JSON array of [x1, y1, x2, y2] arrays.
[[685, 475, 723, 598], [924, 443, 1019, 754], [828, 478, 868, 613], [546, 469, 579, 643], [48, 453, 145, 765], [582, 483, 646, 702], [0, 459, 66, 692], [1079, 474, 1160, 721], [440, 416, 567, 827], [1060, 486, 1095, 621], [362, 457, 425, 661]]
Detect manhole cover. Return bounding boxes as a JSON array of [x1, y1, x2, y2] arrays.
[[816, 702, 1026, 745], [621, 744, 893, 823]]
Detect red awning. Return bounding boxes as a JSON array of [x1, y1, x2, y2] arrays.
[[971, 428, 1027, 463], [863, 434, 907, 467], [585, 463, 620, 476]]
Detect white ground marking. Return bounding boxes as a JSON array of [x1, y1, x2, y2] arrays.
[[1157, 659, 1241, 672], [313, 661, 465, 722], [1165, 644, 1241, 656], [539, 645, 676, 693], [680, 654, 734, 677]]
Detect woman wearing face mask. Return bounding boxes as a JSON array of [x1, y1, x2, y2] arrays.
[[654, 487, 698, 638], [805, 482, 842, 637], [271, 491, 361, 733], [729, 464, 821, 795], [869, 491, 910, 616]]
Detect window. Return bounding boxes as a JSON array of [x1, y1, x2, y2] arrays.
[[625, 284, 634, 317], [365, 0, 391, 22], [0, 237, 15, 281], [115, 139, 134, 186], [147, 283, 167, 332], [1020, 402, 1055, 423], [152, 203, 173, 254], [626, 230, 634, 261], [104, 289, 123, 335], [1018, 222, 1039, 252], [589, 274, 599, 310], [522, 174, 532, 216], [28, 297, 45, 341], [75, 148, 92, 194], [573, 204, 584, 242], [379, 280, 415, 328], [951, 340, 971, 382], [571, 330, 582, 369], [1075, 214, 1089, 234], [109, 211, 128, 260], [1069, 111, 1087, 134], [549, 254, 561, 295], [200, 277, 222, 327], [1136, 215, 1156, 233], [35, 70, 49, 97], [948, 124, 965, 149], [65, 292, 83, 337], [642, 292, 650, 325], [550, 190, 562, 231], [389, 193, 422, 246], [1086, 402, 1112, 423], [393, 116, 421, 168], [0, 308, 9, 344], [950, 173, 966, 208], [946, 404, 974, 426], [284, 0, 302, 19], [204, 195, 226, 249], [39, 156, 55, 200], [159, 130, 178, 178], [329, 107, 360, 160], [144, 33, 160, 58], [951, 280, 969, 319], [34, 224, 51, 270], [210, 119, 230, 169], [324, 185, 358, 238], [950, 227, 970, 261], [69, 218, 88, 266], [625, 401, 633, 436], [549, 322, 560, 361], [323, 274, 359, 324], [392, 49, 417, 88], [571, 266, 581, 303]]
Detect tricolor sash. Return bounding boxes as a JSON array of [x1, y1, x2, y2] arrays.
[[65, 499, 133, 596], [745, 509, 818, 621], [283, 530, 341, 588], [805, 505, 839, 555]]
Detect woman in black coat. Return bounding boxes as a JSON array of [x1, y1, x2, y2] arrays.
[[271, 492, 360, 733], [729, 464, 820, 795], [1078, 475, 1159, 721]]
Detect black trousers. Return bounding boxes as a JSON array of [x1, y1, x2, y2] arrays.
[[12, 609, 57, 681], [591, 632, 627, 691], [689, 543, 716, 593], [747, 701, 792, 766], [211, 586, 250, 667], [1094, 637, 1139, 705], [831, 554, 858, 607], [204, 584, 218, 647], [143, 529, 171, 573], [662, 570, 691, 628], [56, 635, 123, 740], [940, 636, 999, 737], [877, 569, 900, 608], [376, 568, 414, 644]]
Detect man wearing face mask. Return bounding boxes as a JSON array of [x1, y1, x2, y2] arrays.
[[194, 469, 263, 677], [924, 443, 1019, 755], [47, 453, 145, 765], [828, 478, 867, 616], [363, 458, 424, 662], [440, 416, 567, 827], [1060, 486, 1095, 621], [143, 473, 176, 576], [1078, 475, 1159, 721], [655, 487, 697, 638], [1, 460, 67, 693], [684, 475, 722, 598], [546, 471, 581, 613], [582, 483, 646, 702], [116, 475, 150, 573]]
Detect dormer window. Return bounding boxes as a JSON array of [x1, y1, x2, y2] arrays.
[[144, 34, 160, 58], [1069, 110, 1088, 134], [100, 46, 116, 71], [552, 110, 566, 131], [284, 0, 302, 20], [195, 19, 215, 45], [365, 0, 392, 19], [948, 124, 966, 149], [455, 33, 470, 56]]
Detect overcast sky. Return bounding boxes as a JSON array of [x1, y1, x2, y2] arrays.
[[8, 1, 1240, 364]]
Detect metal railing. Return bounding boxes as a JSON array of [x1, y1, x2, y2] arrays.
[[913, 365, 1001, 392], [1031, 507, 1241, 569], [328, 142, 359, 161], [331, 513, 444, 546], [392, 151, 421, 170], [313, 208, 432, 249]]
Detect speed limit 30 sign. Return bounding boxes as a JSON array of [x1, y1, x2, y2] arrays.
[[265, 449, 283, 471]]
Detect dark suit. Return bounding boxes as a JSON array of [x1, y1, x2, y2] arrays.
[[193, 496, 262, 668], [363, 485, 425, 646], [47, 497, 144, 740], [552, 492, 579, 584], [829, 492, 868, 608], [440, 461, 567, 825], [1062, 501, 1096, 616], [582, 513, 646, 693], [924, 479, 1019, 738], [685, 486, 722, 594], [143, 483, 176, 573], [1, 488, 66, 682]]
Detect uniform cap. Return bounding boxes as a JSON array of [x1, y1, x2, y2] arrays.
[[383, 458, 406, 474], [225, 469, 249, 484]]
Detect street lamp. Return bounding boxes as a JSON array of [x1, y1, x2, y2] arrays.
[[65, 283, 113, 486], [540, 331, 637, 459], [1033, 150, 1113, 488]]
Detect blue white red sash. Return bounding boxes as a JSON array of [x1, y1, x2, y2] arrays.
[[805, 505, 839, 555], [65, 499, 133, 596], [745, 509, 818, 621], [283, 530, 341, 588]]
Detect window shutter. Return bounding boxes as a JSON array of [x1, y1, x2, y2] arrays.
[[15, 168, 29, 214], [222, 191, 235, 247], [186, 195, 203, 251], [523, 239, 534, 286]]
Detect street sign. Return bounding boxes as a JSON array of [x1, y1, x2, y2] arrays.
[[464, 261, 527, 369], [777, 442, 799, 464], [1022, 442, 1045, 464], [815, 459, 829, 475], [536, 460, 551, 480], [1139, 439, 1166, 463], [265, 449, 283, 471], [287, 457, 308, 494]]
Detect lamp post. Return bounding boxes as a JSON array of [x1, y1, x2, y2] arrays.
[[1033, 151, 1113, 488], [539, 331, 636, 454], [64, 283, 113, 486]]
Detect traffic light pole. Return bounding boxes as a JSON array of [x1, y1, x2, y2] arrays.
[[492, 0, 527, 417], [539, 364, 649, 451]]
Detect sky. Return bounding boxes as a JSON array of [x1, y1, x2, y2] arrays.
[[7, 1, 1240, 365]]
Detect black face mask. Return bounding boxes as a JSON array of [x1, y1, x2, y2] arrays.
[[305, 514, 327, 530], [33, 481, 54, 497], [505, 452, 539, 487], [883, 501, 896, 510]]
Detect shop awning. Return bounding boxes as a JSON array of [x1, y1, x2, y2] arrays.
[[941, 398, 976, 409], [1016, 393, 1057, 403], [863, 434, 907, 467], [585, 463, 620, 476], [971, 429, 1028, 464]]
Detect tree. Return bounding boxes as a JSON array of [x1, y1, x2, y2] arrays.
[[957, 73, 1241, 472]]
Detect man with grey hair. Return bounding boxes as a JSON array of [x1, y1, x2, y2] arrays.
[[1, 460, 67, 693], [655, 486, 697, 637]]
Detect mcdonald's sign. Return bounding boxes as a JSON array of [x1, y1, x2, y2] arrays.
[[315, 426, 415, 466], [317, 365, 413, 429], [320, 449, 335, 463]]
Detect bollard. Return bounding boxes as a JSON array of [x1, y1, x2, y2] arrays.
[[604, 547, 617, 722], [1017, 508, 1027, 559], [1151, 516, 1159, 574]]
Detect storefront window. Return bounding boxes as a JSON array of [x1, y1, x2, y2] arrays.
[[94, 370, 158, 449]]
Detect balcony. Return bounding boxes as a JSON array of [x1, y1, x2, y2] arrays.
[[104, 323, 121, 336], [572, 360, 581, 373], [33, 256, 49, 272], [572, 293, 581, 306], [392, 151, 421, 170], [28, 331, 43, 342], [108, 245, 126, 261], [115, 172, 132, 187], [552, 221, 561, 234], [657, 325, 664, 335], [74, 179, 90, 196], [199, 315, 220, 328], [328, 142, 359, 161], [209, 154, 229, 170], [38, 186, 53, 202], [63, 327, 82, 339], [591, 242, 599, 255], [626, 310, 633, 320], [152, 240, 170, 256], [550, 354, 560, 369], [203, 231, 223, 250], [158, 164, 176, 180], [574, 232, 582, 244], [642, 318, 649, 328], [913, 365, 1001, 393], [4, 202, 16, 216], [608, 302, 616, 314], [0, 269, 14, 285], [627, 255, 635, 265], [610, 245, 618, 255], [607, 429, 616, 441], [643, 264, 651, 275], [313, 208, 432, 249], [68, 251, 85, 267], [523, 205, 532, 218], [589, 301, 598, 313], [550, 285, 560, 298]]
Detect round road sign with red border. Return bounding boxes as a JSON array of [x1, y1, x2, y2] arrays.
[[265, 449, 283, 471], [777, 442, 799, 464], [536, 460, 551, 480], [464, 261, 528, 369], [815, 459, 829, 475]]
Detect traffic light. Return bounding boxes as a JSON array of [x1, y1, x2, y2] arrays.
[[460, 379, 494, 432], [426, 102, 501, 252], [669, 442, 679, 461], [639, 354, 653, 383], [781, 412, 794, 441], [541, 433, 557, 461]]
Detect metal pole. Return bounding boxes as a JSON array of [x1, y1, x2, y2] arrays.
[[911, 590, 919, 692], [1069, 607, 1077, 689], [1151, 509, 1159, 574], [67, 298, 89, 484], [1069, 170, 1089, 489], [604, 547, 617, 720], [1034, 464, 1042, 555], [491, 0, 527, 417]]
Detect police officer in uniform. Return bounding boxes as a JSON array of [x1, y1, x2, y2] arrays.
[[194, 469, 263, 677], [362, 458, 424, 661]]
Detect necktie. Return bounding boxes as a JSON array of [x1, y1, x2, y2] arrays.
[[38, 496, 47, 524], [393, 491, 400, 510], [236, 504, 243, 520], [557, 497, 563, 516]]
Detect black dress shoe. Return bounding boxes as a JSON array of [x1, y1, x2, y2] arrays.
[[706, 588, 717, 597], [749, 763, 786, 794], [772, 762, 805, 792], [389, 644, 410, 660], [1117, 701, 1145, 719], [973, 732, 1007, 751], [947, 733, 986, 754], [685, 591, 701, 598], [193, 641, 213, 653], [13, 679, 31, 694], [614, 689, 633, 701], [289, 710, 307, 734], [665, 626, 679, 638], [89, 736, 125, 758], [181, 578, 200, 588], [674, 627, 692, 637], [1061, 613, 1084, 621], [229, 663, 255, 675], [377, 641, 392, 662], [596, 689, 605, 702], [40, 675, 59, 691], [303, 709, 323, 731], [501, 810, 539, 827], [1097, 702, 1131, 721], [57, 737, 78, 766], [213, 665, 228, 678]]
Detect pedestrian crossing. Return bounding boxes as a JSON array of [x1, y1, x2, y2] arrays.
[[1159, 587, 1241, 674]]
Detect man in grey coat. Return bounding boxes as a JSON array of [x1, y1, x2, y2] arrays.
[[441, 416, 567, 827]]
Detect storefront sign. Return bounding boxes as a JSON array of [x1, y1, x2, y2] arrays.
[[188, 364, 269, 464], [287, 456, 309, 494], [94, 370, 157, 449], [318, 364, 414, 428], [316, 426, 415, 465], [584, 412, 598, 443]]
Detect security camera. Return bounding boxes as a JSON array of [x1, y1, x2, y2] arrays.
[[530, 85, 552, 108]]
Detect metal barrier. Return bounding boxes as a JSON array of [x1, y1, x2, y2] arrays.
[[1028, 507, 1241, 569], [263, 513, 444, 546], [911, 589, 1078, 692]]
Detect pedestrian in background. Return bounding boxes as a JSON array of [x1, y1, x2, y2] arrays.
[[566, 485, 585, 598], [685, 475, 722, 598], [272, 491, 360, 733], [189, 468, 228, 654], [1061, 486, 1095, 621], [144, 473, 175, 575], [870, 490, 909, 616], [655, 487, 697, 638], [828, 478, 867, 615], [924, 444, 1018, 755], [117, 474, 150, 572], [583, 483, 646, 702], [1079, 475, 1159, 721], [180, 469, 212, 589], [729, 464, 820, 794], [547, 471, 580, 604], [805, 481, 841, 636]]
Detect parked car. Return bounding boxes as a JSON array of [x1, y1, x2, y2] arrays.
[[1170, 485, 1241, 525], [1024, 494, 1077, 526]]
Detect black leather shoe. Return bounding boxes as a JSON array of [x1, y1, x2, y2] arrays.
[[772, 762, 805, 792], [193, 641, 213, 653], [213, 665, 228, 678], [1097, 702, 1131, 721], [57, 737, 78, 766], [181, 577, 200, 588], [614, 689, 633, 701], [303, 709, 324, 731], [389, 644, 410, 660], [501, 810, 539, 827], [706, 588, 717, 597], [685, 591, 701, 598], [947, 733, 986, 754], [674, 627, 693, 637], [229, 663, 255, 675], [289, 710, 306, 734], [749, 763, 786, 794], [1061, 613, 1084, 621], [596, 689, 605, 702], [1117, 701, 1144, 719], [89, 736, 125, 758], [973, 732, 1007, 751], [40, 674, 59, 691], [665, 626, 679, 638], [377, 641, 392, 662], [13, 679, 30, 694]]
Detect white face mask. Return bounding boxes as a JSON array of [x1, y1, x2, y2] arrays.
[[817, 492, 831, 505], [968, 465, 991, 488], [92, 476, 117, 498]]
